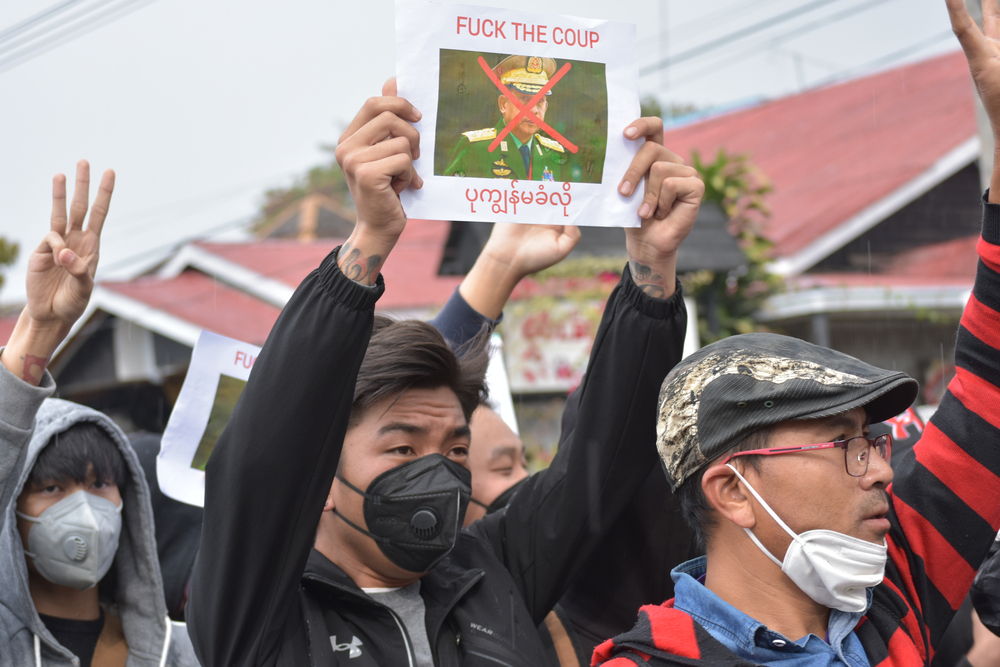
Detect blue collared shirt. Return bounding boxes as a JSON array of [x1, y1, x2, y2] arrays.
[[671, 557, 871, 667]]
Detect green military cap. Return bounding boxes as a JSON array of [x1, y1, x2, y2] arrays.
[[493, 55, 557, 95]]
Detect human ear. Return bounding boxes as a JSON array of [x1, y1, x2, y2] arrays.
[[702, 464, 757, 529], [323, 477, 337, 512]]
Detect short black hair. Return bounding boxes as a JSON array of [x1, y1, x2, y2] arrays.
[[349, 316, 491, 426], [677, 426, 774, 551], [28, 422, 127, 491]]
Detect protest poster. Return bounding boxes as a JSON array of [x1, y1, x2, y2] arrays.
[[484, 332, 519, 434], [157, 329, 518, 506], [396, 0, 641, 227], [157, 331, 258, 507]]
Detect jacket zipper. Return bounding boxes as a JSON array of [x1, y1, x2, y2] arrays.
[[430, 570, 486, 667], [384, 606, 416, 667]]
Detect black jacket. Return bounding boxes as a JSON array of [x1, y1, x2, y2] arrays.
[[187, 247, 687, 667]]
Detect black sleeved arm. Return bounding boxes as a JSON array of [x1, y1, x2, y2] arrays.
[[469, 266, 688, 624], [427, 286, 500, 349], [186, 249, 383, 667]]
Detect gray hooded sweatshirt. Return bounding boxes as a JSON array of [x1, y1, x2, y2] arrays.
[[0, 361, 198, 667]]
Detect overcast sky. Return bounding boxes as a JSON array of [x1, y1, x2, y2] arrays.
[[0, 0, 961, 305]]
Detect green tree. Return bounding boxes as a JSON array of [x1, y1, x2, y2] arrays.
[[253, 148, 352, 231], [684, 148, 783, 343], [639, 96, 699, 121], [0, 237, 19, 294]]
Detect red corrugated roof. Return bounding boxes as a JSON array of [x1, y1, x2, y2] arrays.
[[196, 219, 461, 310], [197, 240, 340, 288], [375, 219, 464, 310], [103, 271, 283, 346], [662, 51, 977, 259], [95, 220, 462, 346]]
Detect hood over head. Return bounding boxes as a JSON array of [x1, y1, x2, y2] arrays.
[[1, 398, 172, 664]]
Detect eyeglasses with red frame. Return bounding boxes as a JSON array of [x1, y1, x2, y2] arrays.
[[720, 433, 892, 477]]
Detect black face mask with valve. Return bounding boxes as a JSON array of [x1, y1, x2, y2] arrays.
[[334, 454, 472, 573]]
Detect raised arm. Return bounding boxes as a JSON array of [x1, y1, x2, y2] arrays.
[[947, 0, 1000, 204], [882, 0, 1000, 649], [430, 222, 581, 346], [1, 161, 114, 385], [0, 161, 113, 534], [471, 116, 702, 622], [460, 223, 581, 319], [620, 116, 702, 300], [187, 82, 420, 667], [334, 78, 422, 286]]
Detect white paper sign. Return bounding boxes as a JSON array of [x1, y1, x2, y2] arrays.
[[397, 0, 641, 227], [485, 332, 518, 434], [158, 331, 259, 507], [158, 330, 520, 506]]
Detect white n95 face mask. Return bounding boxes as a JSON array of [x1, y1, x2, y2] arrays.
[[16, 490, 123, 591], [727, 464, 887, 613]]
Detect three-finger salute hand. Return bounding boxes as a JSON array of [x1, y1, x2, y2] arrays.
[[947, 0, 1000, 130], [26, 160, 115, 334], [3, 159, 114, 386]]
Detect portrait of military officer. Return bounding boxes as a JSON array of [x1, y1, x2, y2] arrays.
[[444, 55, 571, 181]]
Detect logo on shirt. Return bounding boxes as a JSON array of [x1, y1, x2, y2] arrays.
[[331, 635, 363, 659]]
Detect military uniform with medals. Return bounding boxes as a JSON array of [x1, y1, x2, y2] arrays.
[[444, 120, 569, 181], [444, 55, 571, 182]]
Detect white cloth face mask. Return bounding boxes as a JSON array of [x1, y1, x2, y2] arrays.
[[727, 464, 887, 613], [16, 489, 123, 591]]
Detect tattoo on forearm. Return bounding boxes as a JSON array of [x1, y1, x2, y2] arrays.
[[638, 284, 667, 299], [337, 242, 383, 285], [630, 260, 653, 281], [629, 260, 669, 300], [21, 354, 48, 383]]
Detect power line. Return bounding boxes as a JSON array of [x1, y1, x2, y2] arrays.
[[664, 31, 957, 134], [640, 0, 841, 76], [639, 0, 787, 54], [0, 0, 87, 42], [664, 0, 900, 88], [772, 47, 839, 73], [0, 0, 121, 57], [109, 169, 300, 233], [99, 214, 255, 274], [0, 0, 155, 75], [808, 30, 955, 89]]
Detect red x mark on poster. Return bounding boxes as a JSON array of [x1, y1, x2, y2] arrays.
[[477, 56, 579, 155]]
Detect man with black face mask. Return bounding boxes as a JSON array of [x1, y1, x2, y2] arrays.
[[187, 78, 702, 667]]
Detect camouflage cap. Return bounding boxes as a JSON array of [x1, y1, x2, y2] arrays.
[[657, 333, 919, 491], [493, 55, 558, 95]]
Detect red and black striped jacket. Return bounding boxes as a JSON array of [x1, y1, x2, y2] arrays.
[[593, 197, 1000, 667]]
